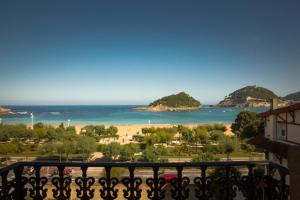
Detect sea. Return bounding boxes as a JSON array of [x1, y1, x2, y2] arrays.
[[0, 105, 267, 125]]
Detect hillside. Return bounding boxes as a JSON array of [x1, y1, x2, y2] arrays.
[[0, 107, 12, 115], [217, 85, 278, 107], [284, 91, 300, 101], [134, 92, 201, 112]]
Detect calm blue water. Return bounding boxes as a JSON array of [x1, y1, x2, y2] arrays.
[[0, 105, 267, 125]]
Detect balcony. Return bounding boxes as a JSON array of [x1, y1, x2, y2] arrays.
[[0, 161, 289, 200]]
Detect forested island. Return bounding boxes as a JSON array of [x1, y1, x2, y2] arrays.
[[284, 91, 300, 102], [217, 85, 287, 108], [134, 92, 201, 112], [0, 107, 12, 115]]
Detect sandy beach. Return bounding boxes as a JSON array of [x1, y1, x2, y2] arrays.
[[73, 124, 233, 144]]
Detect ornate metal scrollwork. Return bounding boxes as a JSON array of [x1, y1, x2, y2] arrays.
[[122, 166, 142, 200], [170, 166, 190, 200], [51, 165, 72, 200], [194, 166, 210, 200], [28, 166, 48, 200], [205, 166, 239, 200], [99, 166, 119, 200], [146, 166, 166, 200], [75, 166, 95, 200], [0, 170, 12, 200], [238, 165, 256, 200], [0, 161, 291, 200]]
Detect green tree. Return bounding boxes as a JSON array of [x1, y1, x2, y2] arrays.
[[77, 136, 97, 161], [193, 152, 215, 162], [194, 126, 209, 144], [220, 138, 236, 160], [244, 144, 255, 160], [142, 147, 159, 162], [180, 127, 193, 143], [210, 130, 225, 142], [119, 144, 139, 161], [106, 126, 118, 136], [95, 125, 106, 135], [101, 143, 121, 161], [231, 111, 264, 139]]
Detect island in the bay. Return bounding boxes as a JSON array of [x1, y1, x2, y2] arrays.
[[0, 107, 12, 115], [217, 85, 289, 108], [133, 92, 201, 112], [284, 91, 300, 102]]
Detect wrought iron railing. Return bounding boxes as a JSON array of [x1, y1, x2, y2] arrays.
[[0, 161, 289, 200]]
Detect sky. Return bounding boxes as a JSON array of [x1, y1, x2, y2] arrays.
[[0, 1, 300, 105]]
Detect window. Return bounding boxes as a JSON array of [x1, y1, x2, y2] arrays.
[[278, 129, 286, 140]]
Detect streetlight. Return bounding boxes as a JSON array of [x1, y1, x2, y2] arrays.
[[30, 113, 34, 128], [67, 119, 71, 127]]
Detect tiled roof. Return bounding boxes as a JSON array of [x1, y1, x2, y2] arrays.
[[258, 102, 300, 117]]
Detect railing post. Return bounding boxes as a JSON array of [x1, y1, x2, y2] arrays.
[[171, 166, 189, 200], [75, 165, 95, 200], [51, 165, 72, 200], [146, 166, 165, 200], [13, 165, 26, 200], [201, 166, 208, 199], [248, 165, 254, 200], [35, 166, 42, 199], [122, 166, 142, 200], [99, 166, 119, 199], [225, 166, 230, 200]]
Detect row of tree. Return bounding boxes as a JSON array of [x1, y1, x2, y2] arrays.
[[80, 125, 118, 138], [0, 122, 76, 142]]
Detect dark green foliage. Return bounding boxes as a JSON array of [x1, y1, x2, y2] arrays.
[[226, 85, 277, 104], [143, 127, 177, 145], [98, 143, 141, 161], [142, 147, 159, 162], [284, 91, 300, 101], [231, 111, 264, 139], [101, 142, 122, 161], [119, 143, 140, 161], [149, 92, 200, 107], [219, 138, 236, 160], [179, 125, 223, 144], [80, 125, 118, 138], [194, 126, 209, 144], [210, 130, 225, 142], [205, 124, 227, 132], [0, 124, 34, 141], [192, 152, 215, 162]]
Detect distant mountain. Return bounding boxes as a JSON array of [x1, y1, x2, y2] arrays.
[[217, 85, 279, 107], [284, 91, 300, 101], [134, 92, 201, 112]]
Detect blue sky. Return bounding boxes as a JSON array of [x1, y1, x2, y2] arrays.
[[0, 1, 300, 105]]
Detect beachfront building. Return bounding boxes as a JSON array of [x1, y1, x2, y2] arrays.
[[250, 99, 300, 199], [252, 100, 300, 167]]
